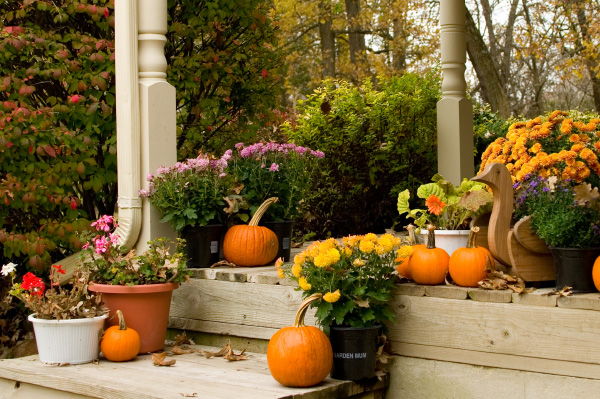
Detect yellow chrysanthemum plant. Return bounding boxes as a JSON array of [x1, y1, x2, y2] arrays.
[[479, 110, 600, 188], [276, 233, 403, 333], [397, 174, 493, 230]]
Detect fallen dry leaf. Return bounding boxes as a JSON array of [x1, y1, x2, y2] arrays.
[[546, 286, 573, 297], [354, 298, 370, 308], [478, 270, 528, 294], [152, 352, 176, 366], [174, 332, 195, 346], [198, 341, 249, 361], [210, 260, 237, 268], [179, 393, 197, 397], [172, 346, 195, 355]]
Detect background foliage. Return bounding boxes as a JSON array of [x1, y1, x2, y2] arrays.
[[284, 73, 440, 239]]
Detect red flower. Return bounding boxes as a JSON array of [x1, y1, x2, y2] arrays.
[[52, 264, 66, 274], [21, 272, 45, 296], [425, 194, 446, 216]]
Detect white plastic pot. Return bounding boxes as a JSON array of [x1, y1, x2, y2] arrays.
[[28, 313, 108, 364], [420, 229, 470, 256]]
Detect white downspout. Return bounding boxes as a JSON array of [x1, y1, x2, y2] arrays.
[[114, 0, 142, 249]]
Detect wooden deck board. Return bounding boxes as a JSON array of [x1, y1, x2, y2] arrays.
[[0, 345, 385, 399]]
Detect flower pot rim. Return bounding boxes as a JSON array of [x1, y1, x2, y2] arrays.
[[88, 282, 179, 294], [28, 313, 108, 324], [418, 229, 470, 235], [330, 324, 382, 332]]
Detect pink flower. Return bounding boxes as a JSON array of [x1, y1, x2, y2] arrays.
[[269, 163, 279, 172], [94, 236, 110, 254], [108, 232, 120, 245], [91, 215, 116, 232], [146, 173, 154, 181], [69, 94, 80, 104], [235, 142, 244, 149], [82, 242, 90, 250]]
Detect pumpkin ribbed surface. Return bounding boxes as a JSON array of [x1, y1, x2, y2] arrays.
[[409, 225, 449, 285], [267, 294, 333, 387], [223, 225, 278, 266], [449, 227, 495, 287], [100, 310, 140, 362]]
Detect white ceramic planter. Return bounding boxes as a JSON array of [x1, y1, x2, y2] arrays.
[[29, 313, 108, 364], [420, 229, 470, 256]]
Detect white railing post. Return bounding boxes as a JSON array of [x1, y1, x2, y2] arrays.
[[437, 0, 474, 184], [136, 0, 177, 250]]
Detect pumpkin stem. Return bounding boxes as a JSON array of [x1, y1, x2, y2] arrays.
[[426, 224, 436, 249], [406, 224, 420, 245], [249, 197, 279, 227], [116, 310, 127, 331], [467, 226, 480, 249], [294, 293, 322, 328]]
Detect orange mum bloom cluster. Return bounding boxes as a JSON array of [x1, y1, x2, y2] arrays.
[[479, 110, 600, 184]]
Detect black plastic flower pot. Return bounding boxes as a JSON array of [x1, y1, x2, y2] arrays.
[[549, 247, 600, 293], [329, 324, 381, 381], [259, 220, 294, 262], [180, 224, 225, 268]]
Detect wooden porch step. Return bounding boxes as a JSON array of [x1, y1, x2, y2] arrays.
[[0, 345, 387, 399]]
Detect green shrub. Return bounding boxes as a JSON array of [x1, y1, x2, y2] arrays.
[[472, 102, 510, 171], [284, 73, 441, 238], [0, 0, 117, 270]]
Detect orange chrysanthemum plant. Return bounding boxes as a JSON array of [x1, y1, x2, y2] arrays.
[[479, 110, 600, 187], [397, 174, 493, 230]]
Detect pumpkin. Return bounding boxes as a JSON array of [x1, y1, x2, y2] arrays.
[[267, 293, 333, 387], [448, 226, 495, 287], [593, 256, 600, 292], [408, 225, 450, 285], [100, 310, 140, 362], [223, 197, 279, 267], [396, 224, 425, 278]]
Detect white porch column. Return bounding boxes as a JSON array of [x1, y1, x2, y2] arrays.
[[437, 0, 474, 184], [136, 0, 178, 250]]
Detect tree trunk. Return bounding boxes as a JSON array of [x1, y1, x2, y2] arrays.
[[465, 7, 510, 117], [392, 14, 407, 72], [575, 3, 600, 113], [319, 1, 336, 78], [522, 0, 545, 116], [345, 0, 366, 65]]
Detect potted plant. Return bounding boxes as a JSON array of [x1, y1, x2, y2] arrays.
[[396, 174, 493, 255], [277, 233, 402, 380], [5, 263, 108, 364], [225, 142, 324, 261], [139, 152, 230, 267], [514, 174, 600, 292], [81, 215, 191, 353]]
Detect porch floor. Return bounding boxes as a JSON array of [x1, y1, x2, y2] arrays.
[[0, 344, 386, 399]]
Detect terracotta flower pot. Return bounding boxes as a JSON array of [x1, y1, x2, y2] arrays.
[[88, 282, 178, 354]]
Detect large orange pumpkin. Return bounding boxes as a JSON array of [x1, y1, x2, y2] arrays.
[[396, 224, 425, 278], [448, 226, 495, 287], [223, 197, 279, 266], [267, 293, 333, 387], [100, 310, 141, 362], [593, 256, 600, 292], [408, 225, 449, 285]]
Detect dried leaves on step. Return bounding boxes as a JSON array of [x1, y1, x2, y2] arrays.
[[174, 331, 195, 346], [210, 260, 237, 268], [198, 340, 249, 361], [478, 270, 532, 294], [545, 286, 573, 297], [152, 352, 176, 366], [172, 346, 195, 355]]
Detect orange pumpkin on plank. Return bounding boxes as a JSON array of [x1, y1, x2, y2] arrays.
[[449, 226, 495, 287], [223, 197, 279, 266], [408, 225, 449, 285], [101, 310, 140, 362], [267, 293, 333, 387]]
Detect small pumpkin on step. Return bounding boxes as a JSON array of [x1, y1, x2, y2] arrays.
[[101, 310, 141, 362], [223, 197, 279, 267], [449, 226, 495, 287], [408, 225, 449, 285]]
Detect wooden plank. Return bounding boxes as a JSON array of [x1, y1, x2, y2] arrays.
[[391, 342, 600, 380], [0, 348, 386, 399], [388, 294, 600, 366], [467, 288, 512, 303], [511, 291, 558, 307], [424, 285, 468, 300], [168, 317, 277, 341], [557, 294, 600, 311], [395, 283, 425, 297], [170, 279, 318, 331]]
